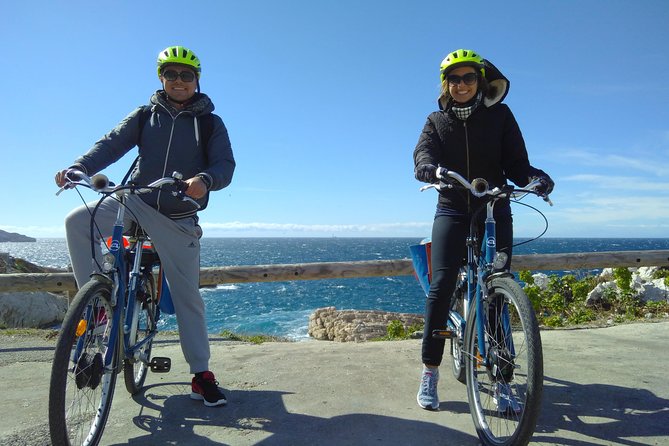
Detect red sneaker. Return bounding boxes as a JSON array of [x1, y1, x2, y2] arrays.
[[191, 371, 227, 407]]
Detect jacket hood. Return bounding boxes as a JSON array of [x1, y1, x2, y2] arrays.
[[438, 58, 510, 110], [150, 90, 215, 116]]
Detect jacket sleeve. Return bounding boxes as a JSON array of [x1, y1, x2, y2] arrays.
[[201, 115, 235, 191], [413, 113, 442, 172], [71, 108, 143, 175], [500, 106, 535, 187]]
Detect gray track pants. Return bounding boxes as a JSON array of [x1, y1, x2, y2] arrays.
[[65, 195, 210, 374]]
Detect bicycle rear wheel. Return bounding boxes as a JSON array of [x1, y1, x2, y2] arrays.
[[123, 271, 157, 394], [463, 277, 543, 446], [49, 278, 118, 446]]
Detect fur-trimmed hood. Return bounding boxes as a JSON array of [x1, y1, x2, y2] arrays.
[[438, 59, 510, 110]]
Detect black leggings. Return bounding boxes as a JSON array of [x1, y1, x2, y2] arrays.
[[421, 212, 513, 366]]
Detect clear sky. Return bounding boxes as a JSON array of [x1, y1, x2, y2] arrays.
[[1, 0, 668, 239]]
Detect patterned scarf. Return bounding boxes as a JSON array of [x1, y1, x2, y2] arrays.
[[451, 91, 483, 121]]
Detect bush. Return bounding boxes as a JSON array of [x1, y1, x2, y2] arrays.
[[381, 320, 424, 341], [517, 269, 661, 327]]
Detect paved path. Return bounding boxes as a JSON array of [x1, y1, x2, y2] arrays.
[[1, 321, 668, 445]]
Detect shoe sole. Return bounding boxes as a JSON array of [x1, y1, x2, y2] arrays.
[[416, 393, 439, 411], [190, 392, 227, 407]]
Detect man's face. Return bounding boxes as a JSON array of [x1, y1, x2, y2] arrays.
[[160, 64, 197, 103]]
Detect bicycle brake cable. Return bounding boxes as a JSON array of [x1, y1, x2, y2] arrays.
[[510, 199, 549, 248]]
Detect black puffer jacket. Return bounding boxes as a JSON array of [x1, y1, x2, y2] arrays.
[[413, 65, 544, 214]]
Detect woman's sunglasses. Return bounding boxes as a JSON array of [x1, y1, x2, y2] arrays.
[[162, 69, 196, 83], [446, 72, 478, 86]]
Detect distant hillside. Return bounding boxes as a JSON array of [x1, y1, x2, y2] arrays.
[[0, 230, 36, 242]]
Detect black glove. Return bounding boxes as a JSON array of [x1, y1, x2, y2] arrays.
[[415, 164, 438, 183], [531, 174, 554, 195]]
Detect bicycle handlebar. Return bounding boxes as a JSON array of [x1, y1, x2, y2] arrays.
[[56, 169, 201, 209], [420, 167, 553, 206]]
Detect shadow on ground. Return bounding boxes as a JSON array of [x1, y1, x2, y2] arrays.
[[107, 381, 479, 446]]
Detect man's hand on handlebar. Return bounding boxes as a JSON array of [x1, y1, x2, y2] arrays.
[[55, 169, 79, 188], [183, 176, 207, 200]]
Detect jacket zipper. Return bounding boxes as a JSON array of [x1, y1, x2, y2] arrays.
[[464, 120, 471, 213], [156, 107, 184, 214]]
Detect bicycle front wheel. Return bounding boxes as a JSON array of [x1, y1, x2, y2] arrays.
[[49, 278, 118, 446], [124, 271, 157, 394], [463, 277, 543, 446]]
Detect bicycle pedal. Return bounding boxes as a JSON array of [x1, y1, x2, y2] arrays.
[[432, 329, 455, 339], [149, 357, 171, 373]]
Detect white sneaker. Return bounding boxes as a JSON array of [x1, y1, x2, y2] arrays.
[[494, 382, 521, 414], [417, 367, 439, 410]]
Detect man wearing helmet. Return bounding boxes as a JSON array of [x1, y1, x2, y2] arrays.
[[413, 49, 553, 411], [55, 45, 235, 407]]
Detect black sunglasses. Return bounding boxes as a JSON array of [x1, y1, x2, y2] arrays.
[[446, 72, 478, 86], [162, 69, 196, 83]]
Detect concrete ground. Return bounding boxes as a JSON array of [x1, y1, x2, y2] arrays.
[[1, 321, 668, 445]]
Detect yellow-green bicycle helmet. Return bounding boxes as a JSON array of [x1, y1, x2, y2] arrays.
[[157, 45, 202, 78], [439, 49, 485, 83]]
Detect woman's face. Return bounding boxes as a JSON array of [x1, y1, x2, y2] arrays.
[[447, 66, 478, 104]]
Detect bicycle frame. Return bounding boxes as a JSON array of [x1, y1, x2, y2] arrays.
[[460, 198, 516, 367], [72, 196, 162, 374]]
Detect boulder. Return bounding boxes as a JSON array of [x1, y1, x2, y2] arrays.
[[308, 306, 424, 342], [587, 267, 668, 306], [0, 292, 68, 328]]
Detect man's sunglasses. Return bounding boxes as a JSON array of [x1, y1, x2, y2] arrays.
[[162, 69, 196, 83], [446, 72, 478, 86]]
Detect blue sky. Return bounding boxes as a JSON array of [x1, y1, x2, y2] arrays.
[[1, 0, 668, 239]]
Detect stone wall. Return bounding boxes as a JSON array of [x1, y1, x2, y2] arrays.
[[308, 306, 424, 342]]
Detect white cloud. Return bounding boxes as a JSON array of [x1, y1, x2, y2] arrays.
[[200, 221, 431, 236], [561, 174, 669, 191], [559, 150, 669, 177]]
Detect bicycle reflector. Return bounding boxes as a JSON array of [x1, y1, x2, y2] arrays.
[[76, 319, 87, 337]]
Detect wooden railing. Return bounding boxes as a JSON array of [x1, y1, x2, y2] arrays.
[[0, 250, 667, 294]]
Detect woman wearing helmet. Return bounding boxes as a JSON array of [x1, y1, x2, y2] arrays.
[[413, 49, 554, 410], [55, 45, 235, 407]]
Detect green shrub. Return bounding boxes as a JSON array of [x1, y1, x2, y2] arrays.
[[518, 268, 662, 328], [380, 320, 424, 341], [613, 267, 633, 294]]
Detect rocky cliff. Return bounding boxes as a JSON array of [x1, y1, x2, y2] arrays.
[[0, 229, 36, 242]]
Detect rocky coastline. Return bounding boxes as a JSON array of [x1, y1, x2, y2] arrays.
[[0, 254, 68, 329]]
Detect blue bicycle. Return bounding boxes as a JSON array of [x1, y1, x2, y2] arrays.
[[48, 170, 196, 446], [411, 167, 551, 446]]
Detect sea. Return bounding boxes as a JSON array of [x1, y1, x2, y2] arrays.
[[2, 237, 668, 340]]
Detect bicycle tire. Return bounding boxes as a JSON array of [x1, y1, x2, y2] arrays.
[[463, 277, 543, 446], [450, 268, 466, 384], [123, 271, 157, 394], [49, 278, 119, 446]]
